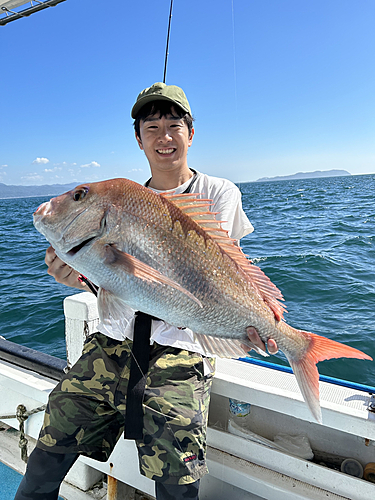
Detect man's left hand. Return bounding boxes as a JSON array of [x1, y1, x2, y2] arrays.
[[246, 326, 278, 355]]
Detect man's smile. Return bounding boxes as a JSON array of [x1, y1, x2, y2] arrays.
[[156, 148, 176, 155]]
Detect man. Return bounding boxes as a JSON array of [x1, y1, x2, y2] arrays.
[[15, 83, 277, 500]]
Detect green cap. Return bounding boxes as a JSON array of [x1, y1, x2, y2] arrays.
[[131, 82, 192, 119]]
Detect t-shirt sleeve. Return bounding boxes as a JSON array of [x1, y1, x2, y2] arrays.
[[212, 186, 254, 240]]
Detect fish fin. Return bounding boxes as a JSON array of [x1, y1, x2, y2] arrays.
[[161, 192, 287, 321], [160, 192, 221, 228], [103, 244, 202, 308], [287, 330, 372, 423], [195, 333, 269, 358], [288, 356, 322, 423], [301, 331, 372, 363], [97, 288, 134, 328]]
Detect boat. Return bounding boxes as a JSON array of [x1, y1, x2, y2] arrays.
[[1, 291, 374, 499], [0, 0, 66, 26]]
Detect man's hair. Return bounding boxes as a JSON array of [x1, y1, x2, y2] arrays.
[[133, 101, 194, 138]]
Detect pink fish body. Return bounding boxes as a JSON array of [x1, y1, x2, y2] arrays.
[[33, 178, 372, 422]]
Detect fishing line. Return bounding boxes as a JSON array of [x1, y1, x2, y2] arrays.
[[163, 0, 174, 83], [19, 262, 47, 272], [231, 0, 238, 114], [78, 275, 99, 295]]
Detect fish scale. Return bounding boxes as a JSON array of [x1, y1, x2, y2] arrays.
[[33, 177, 372, 423]]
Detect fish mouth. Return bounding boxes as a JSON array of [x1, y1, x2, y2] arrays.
[[67, 236, 96, 257]]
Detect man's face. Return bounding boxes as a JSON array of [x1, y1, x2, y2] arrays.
[[136, 108, 194, 172]]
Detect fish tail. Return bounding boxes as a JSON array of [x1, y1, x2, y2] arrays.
[[287, 330, 372, 424]]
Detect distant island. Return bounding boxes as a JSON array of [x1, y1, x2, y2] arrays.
[[256, 169, 351, 182], [0, 169, 352, 198], [0, 182, 81, 199]]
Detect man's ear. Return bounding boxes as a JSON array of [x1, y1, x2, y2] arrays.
[[135, 131, 143, 150], [188, 127, 195, 148]]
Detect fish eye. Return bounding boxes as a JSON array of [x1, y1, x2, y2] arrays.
[[73, 187, 89, 201]]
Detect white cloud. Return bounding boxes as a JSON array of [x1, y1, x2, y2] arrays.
[[128, 168, 143, 173], [33, 157, 50, 165], [81, 161, 100, 168], [1, 164, 8, 168], [44, 166, 62, 172]]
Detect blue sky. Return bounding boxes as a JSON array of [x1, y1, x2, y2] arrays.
[[1, 0, 374, 185]]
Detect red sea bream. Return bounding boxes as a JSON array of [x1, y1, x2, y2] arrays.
[[33, 178, 372, 422]]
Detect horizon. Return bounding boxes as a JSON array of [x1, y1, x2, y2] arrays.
[[3, 168, 375, 190], [1, 0, 374, 186]]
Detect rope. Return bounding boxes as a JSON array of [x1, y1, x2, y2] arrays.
[[0, 403, 47, 463], [16, 405, 29, 463]]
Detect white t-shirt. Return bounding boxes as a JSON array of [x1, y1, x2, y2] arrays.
[[97, 170, 254, 354]]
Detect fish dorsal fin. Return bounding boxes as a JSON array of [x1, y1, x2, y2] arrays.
[[161, 191, 287, 321]]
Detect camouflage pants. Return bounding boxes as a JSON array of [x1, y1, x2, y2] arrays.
[[37, 332, 215, 485]]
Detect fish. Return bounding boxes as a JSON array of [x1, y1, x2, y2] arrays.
[[33, 177, 372, 423]]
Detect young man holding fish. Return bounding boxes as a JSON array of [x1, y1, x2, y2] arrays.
[[16, 83, 278, 500]]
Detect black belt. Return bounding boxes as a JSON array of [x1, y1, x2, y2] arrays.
[[124, 311, 158, 440]]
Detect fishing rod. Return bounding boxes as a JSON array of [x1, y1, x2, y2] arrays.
[[163, 0, 174, 83]]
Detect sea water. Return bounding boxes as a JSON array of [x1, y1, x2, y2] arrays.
[[1, 174, 374, 386]]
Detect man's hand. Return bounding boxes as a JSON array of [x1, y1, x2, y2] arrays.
[[45, 246, 87, 290], [246, 326, 278, 355]]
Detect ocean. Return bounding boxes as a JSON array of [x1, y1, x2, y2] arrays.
[[1, 174, 374, 386]]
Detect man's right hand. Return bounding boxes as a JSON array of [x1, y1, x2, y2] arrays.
[[45, 246, 87, 290]]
